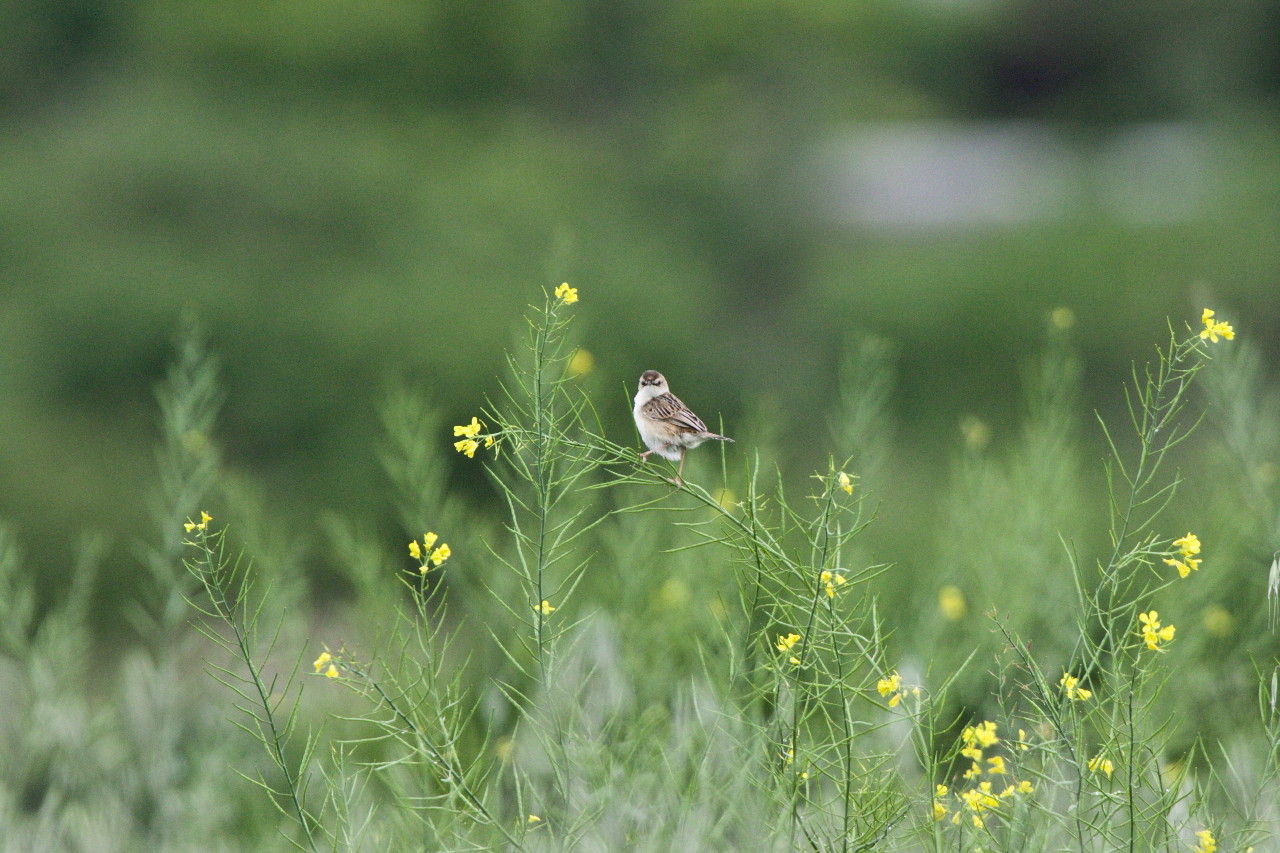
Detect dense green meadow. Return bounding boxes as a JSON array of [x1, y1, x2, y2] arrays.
[[4, 289, 1278, 851], [5, 3, 1280, 850]]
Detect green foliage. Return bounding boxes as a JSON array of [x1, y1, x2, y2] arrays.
[[2, 292, 1279, 850]]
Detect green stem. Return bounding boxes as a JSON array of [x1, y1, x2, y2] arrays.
[[194, 533, 319, 853]]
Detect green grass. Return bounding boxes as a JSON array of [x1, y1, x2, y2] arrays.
[[1, 291, 1276, 851]]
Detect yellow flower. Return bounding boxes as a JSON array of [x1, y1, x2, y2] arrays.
[[312, 651, 332, 673], [1199, 309, 1234, 343], [1173, 532, 1201, 556], [986, 755, 1006, 775], [568, 348, 594, 377], [1194, 829, 1217, 853], [528, 814, 542, 825], [819, 569, 847, 599], [930, 785, 949, 821], [453, 417, 482, 438], [1017, 779, 1034, 793], [184, 510, 213, 533], [430, 543, 451, 566], [1050, 306, 1076, 329], [423, 531, 438, 551], [1016, 729, 1030, 750], [324, 664, 338, 679], [1202, 604, 1234, 638], [535, 599, 555, 616], [1138, 610, 1175, 651], [454, 438, 479, 458], [408, 540, 421, 560], [554, 282, 578, 305], [876, 672, 900, 696], [938, 585, 967, 620], [963, 720, 999, 749], [837, 471, 853, 495], [1164, 557, 1201, 578], [876, 672, 908, 708], [1166, 532, 1203, 577], [1087, 755, 1113, 778], [960, 781, 1000, 813], [1059, 672, 1092, 701], [776, 632, 800, 653]]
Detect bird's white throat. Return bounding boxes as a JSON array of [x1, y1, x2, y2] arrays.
[[633, 383, 664, 408]]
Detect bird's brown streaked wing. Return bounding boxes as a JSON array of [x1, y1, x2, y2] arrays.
[[641, 392, 709, 433]]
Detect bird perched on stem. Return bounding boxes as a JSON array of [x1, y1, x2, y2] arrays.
[[633, 370, 732, 487]]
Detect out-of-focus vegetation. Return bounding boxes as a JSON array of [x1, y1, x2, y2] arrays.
[[2, 2, 1280, 847], [3, 1, 1279, 601]]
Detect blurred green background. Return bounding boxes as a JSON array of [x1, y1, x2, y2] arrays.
[[3, 0, 1279, 628]]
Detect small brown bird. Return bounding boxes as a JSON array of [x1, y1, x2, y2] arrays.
[[633, 370, 733, 486]]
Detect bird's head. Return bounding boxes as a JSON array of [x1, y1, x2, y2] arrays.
[[638, 370, 667, 391]]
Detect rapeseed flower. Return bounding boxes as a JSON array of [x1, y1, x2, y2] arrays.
[[453, 417, 482, 438], [1059, 672, 1092, 701], [819, 569, 847, 599], [312, 651, 338, 679], [877, 672, 904, 706], [184, 510, 212, 533], [1199, 309, 1234, 343], [938, 585, 966, 620], [1166, 532, 1203, 578], [1138, 610, 1175, 651], [554, 282, 578, 305]]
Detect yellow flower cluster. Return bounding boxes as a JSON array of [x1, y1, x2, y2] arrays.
[[1194, 829, 1217, 853], [453, 416, 496, 458], [183, 510, 212, 533], [1087, 754, 1113, 779], [1059, 672, 1092, 702], [554, 282, 578, 305], [534, 599, 555, 616], [934, 721, 1033, 827], [1164, 531, 1202, 578], [1138, 610, 1176, 651], [938, 585, 966, 620], [1199, 309, 1234, 343], [960, 721, 1000, 779], [312, 650, 339, 679], [876, 671, 917, 707], [837, 471, 853, 495], [776, 632, 801, 666], [408, 531, 450, 574], [819, 569, 847, 599]]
